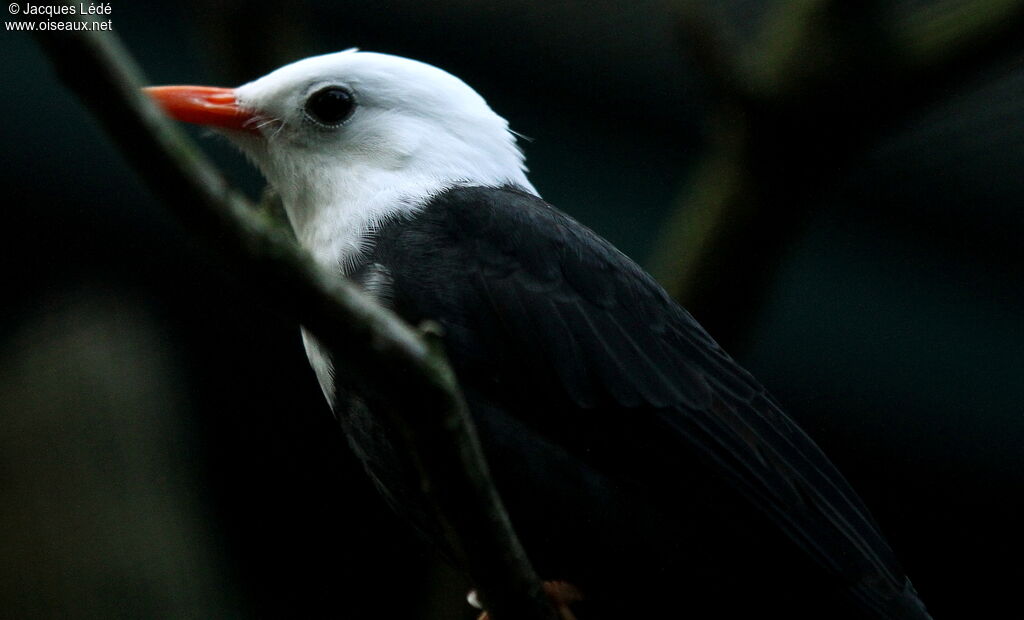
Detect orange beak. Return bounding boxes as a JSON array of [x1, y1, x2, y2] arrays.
[[143, 86, 258, 134]]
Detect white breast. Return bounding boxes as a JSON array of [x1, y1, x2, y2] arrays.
[[301, 328, 336, 411]]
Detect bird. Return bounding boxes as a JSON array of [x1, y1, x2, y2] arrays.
[[145, 50, 932, 619]]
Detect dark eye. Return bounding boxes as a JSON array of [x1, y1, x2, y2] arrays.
[[305, 87, 355, 126]]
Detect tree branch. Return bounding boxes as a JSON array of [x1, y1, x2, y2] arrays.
[[32, 10, 556, 620], [654, 0, 1024, 352]]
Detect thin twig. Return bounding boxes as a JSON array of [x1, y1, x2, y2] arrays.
[[31, 11, 557, 620]]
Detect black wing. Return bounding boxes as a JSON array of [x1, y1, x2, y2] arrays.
[[371, 185, 930, 619]]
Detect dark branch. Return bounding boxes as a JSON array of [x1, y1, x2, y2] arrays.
[[654, 0, 1024, 352], [32, 12, 556, 620]]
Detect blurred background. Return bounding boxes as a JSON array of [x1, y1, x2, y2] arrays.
[[2, 0, 1023, 617]]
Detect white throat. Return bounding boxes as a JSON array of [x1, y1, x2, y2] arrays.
[[264, 144, 536, 274]]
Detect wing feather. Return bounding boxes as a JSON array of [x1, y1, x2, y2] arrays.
[[379, 186, 930, 619]]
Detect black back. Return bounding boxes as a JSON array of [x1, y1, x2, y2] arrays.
[[337, 185, 931, 619]]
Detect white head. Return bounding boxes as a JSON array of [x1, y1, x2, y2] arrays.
[[146, 50, 535, 268]]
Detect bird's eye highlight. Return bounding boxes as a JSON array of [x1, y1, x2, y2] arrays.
[[305, 87, 355, 126]]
